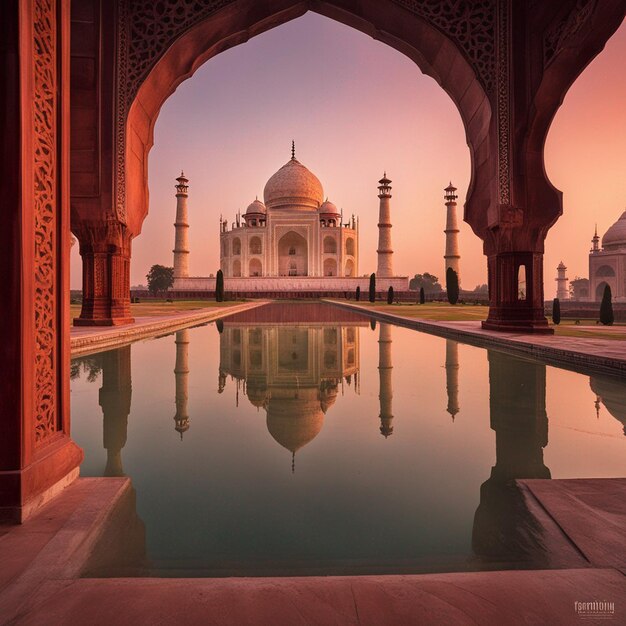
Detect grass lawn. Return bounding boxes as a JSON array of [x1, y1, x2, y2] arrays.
[[70, 299, 242, 320], [339, 301, 626, 340]]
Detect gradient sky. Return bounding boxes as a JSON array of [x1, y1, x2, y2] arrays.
[[70, 12, 626, 291]]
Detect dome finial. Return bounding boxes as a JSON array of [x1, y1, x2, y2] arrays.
[[291, 140, 296, 160]]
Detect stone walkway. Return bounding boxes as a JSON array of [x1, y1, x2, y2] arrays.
[[70, 301, 267, 357], [327, 301, 626, 376], [0, 477, 624, 625]]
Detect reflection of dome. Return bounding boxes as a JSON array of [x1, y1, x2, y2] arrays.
[[602, 210, 626, 249], [247, 384, 268, 409], [263, 158, 324, 210], [590, 376, 626, 435], [266, 393, 325, 453], [245, 198, 266, 215]]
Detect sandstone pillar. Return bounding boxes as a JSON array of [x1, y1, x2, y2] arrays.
[[0, 0, 83, 522], [99, 347, 132, 477], [376, 174, 393, 278], [378, 323, 394, 437], [74, 219, 134, 326]]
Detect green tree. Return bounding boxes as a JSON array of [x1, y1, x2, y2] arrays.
[[552, 298, 561, 325], [419, 287, 425, 304], [387, 286, 394, 304], [409, 273, 442, 293], [146, 265, 174, 296], [369, 273, 376, 303], [215, 269, 224, 302], [355, 286, 361, 301], [446, 267, 459, 305], [600, 284, 614, 325]]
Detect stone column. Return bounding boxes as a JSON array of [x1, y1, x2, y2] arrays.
[[173, 330, 190, 439], [99, 347, 132, 477], [444, 183, 461, 286], [0, 0, 83, 522], [376, 174, 393, 278], [445, 340, 460, 420], [74, 219, 134, 326], [173, 172, 190, 280], [378, 323, 394, 437]]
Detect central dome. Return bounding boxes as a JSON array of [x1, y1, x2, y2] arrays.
[[602, 210, 626, 249], [263, 157, 324, 210]]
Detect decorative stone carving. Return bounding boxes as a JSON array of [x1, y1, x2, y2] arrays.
[[33, 0, 60, 445], [544, 0, 597, 65], [496, 0, 511, 207]]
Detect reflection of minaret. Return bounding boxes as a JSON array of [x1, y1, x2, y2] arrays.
[[173, 330, 190, 439], [445, 340, 460, 420], [173, 172, 190, 279], [99, 346, 132, 477], [376, 174, 393, 278], [378, 323, 394, 437], [472, 351, 551, 565]]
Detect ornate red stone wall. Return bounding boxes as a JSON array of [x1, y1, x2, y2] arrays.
[[0, 0, 82, 522]]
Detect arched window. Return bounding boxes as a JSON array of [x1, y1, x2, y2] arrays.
[[346, 237, 355, 256], [232, 259, 241, 277], [249, 258, 262, 277], [596, 265, 616, 277], [324, 236, 337, 254], [232, 238, 241, 256], [344, 259, 354, 277], [249, 236, 262, 255], [288, 246, 296, 255], [289, 262, 297, 276], [324, 258, 337, 276]]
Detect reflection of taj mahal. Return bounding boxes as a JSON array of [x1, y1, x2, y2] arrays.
[[172, 144, 408, 292]]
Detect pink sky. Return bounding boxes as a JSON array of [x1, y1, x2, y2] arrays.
[[70, 12, 626, 293]]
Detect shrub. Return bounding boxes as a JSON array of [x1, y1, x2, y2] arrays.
[[387, 286, 394, 304], [600, 284, 614, 325], [216, 319, 224, 334], [552, 298, 561, 325], [446, 267, 459, 305], [215, 269, 224, 302], [356, 286, 361, 301], [370, 319, 377, 331], [419, 287, 425, 304], [369, 273, 376, 303]]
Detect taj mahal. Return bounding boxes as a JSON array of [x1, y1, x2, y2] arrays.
[[171, 144, 409, 293]]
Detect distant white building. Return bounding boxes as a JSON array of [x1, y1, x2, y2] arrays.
[[589, 213, 626, 301]]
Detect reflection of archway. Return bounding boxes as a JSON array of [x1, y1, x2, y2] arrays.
[[249, 258, 262, 277], [345, 259, 354, 277], [596, 281, 610, 301], [324, 258, 337, 276], [233, 259, 242, 277], [278, 232, 308, 276]]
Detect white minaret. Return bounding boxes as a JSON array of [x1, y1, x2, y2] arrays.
[[556, 261, 569, 300], [173, 171, 190, 279], [444, 182, 460, 286], [376, 173, 393, 278]]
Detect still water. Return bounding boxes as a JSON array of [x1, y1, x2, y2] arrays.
[[70, 303, 625, 576]]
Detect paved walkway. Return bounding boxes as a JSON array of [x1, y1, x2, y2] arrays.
[[1, 477, 624, 625], [70, 301, 267, 357], [327, 301, 626, 376]]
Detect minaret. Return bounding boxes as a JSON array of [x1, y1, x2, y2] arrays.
[[445, 340, 460, 421], [444, 182, 461, 286], [173, 171, 190, 279], [173, 329, 190, 439], [591, 224, 600, 252], [376, 173, 393, 278], [378, 323, 394, 437], [555, 261, 569, 300]]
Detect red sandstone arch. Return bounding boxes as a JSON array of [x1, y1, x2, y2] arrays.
[[124, 0, 491, 237]]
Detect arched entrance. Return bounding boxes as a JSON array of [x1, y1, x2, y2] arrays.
[[324, 258, 337, 277], [278, 231, 308, 276], [249, 258, 262, 277], [596, 281, 611, 301]]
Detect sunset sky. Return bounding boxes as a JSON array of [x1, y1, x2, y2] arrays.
[[71, 11, 626, 292]]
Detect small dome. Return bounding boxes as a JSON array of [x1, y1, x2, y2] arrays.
[[602, 210, 626, 249], [319, 199, 340, 216], [263, 158, 324, 210], [245, 198, 266, 215]]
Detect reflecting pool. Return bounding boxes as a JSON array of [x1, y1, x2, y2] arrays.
[[70, 303, 626, 577]]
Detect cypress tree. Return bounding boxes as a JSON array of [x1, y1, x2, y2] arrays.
[[387, 286, 394, 304], [600, 284, 614, 325], [552, 298, 561, 325], [369, 273, 376, 303], [216, 319, 224, 334], [356, 286, 361, 301], [419, 287, 425, 305], [446, 267, 459, 305], [370, 319, 377, 331], [215, 269, 224, 302]]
